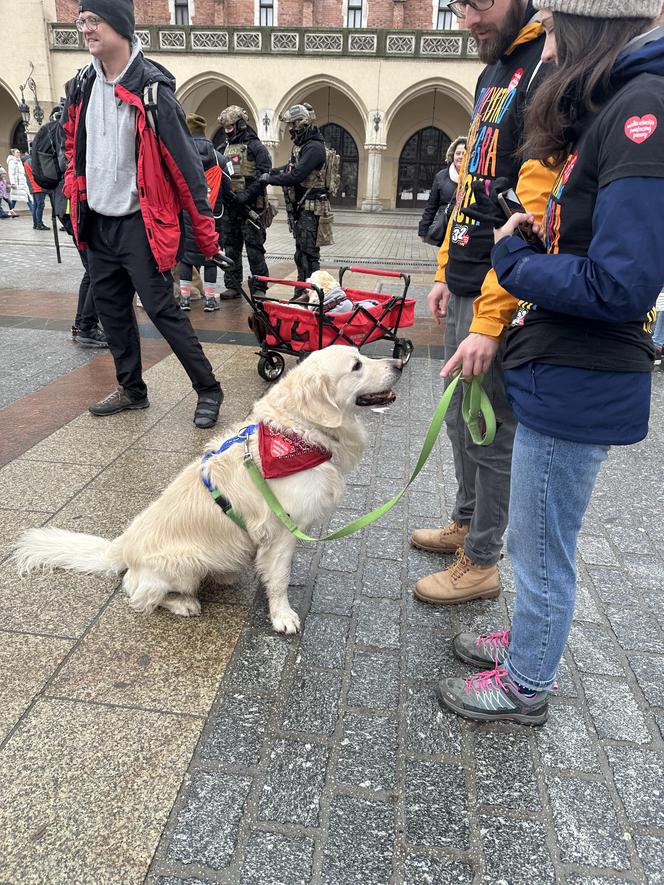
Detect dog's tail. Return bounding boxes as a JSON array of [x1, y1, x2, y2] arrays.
[[12, 527, 124, 577]]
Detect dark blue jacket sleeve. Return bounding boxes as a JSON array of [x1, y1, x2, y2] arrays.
[[492, 177, 664, 322]]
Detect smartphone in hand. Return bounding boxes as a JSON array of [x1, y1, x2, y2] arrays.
[[497, 188, 547, 252]]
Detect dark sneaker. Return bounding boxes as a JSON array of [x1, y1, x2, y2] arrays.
[[179, 295, 191, 311], [203, 295, 220, 312], [436, 666, 549, 726], [453, 630, 511, 669], [71, 325, 80, 341], [89, 388, 149, 417], [219, 289, 242, 301], [36, 223, 50, 231], [76, 327, 109, 348], [193, 388, 223, 428]]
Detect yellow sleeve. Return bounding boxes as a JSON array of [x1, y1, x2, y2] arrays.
[[469, 159, 560, 339], [434, 214, 453, 283]]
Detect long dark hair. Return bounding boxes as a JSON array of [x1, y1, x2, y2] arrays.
[[523, 14, 651, 167]]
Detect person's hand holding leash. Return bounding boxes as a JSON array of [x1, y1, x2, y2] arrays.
[[428, 281, 451, 325], [441, 333, 500, 379]]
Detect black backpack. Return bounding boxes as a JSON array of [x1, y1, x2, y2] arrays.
[[30, 121, 63, 191]]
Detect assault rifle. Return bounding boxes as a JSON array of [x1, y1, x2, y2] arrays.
[[282, 187, 296, 235], [221, 160, 264, 231], [282, 185, 312, 236]]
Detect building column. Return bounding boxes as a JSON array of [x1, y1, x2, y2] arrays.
[[361, 145, 386, 212]]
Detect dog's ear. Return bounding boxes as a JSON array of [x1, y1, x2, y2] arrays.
[[296, 373, 343, 428]]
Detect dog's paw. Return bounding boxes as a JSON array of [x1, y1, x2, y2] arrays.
[[161, 595, 202, 617], [271, 607, 301, 635]]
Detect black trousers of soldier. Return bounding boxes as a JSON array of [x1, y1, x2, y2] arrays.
[[293, 209, 320, 281], [86, 211, 221, 400], [218, 205, 269, 292]]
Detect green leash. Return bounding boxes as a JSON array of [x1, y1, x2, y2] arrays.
[[241, 372, 496, 542]]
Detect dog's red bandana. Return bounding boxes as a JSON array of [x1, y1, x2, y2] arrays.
[[258, 424, 331, 479]]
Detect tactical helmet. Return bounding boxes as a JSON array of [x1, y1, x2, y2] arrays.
[[217, 105, 249, 139], [280, 104, 315, 144]]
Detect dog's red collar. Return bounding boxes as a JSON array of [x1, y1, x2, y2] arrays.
[[258, 424, 331, 479]]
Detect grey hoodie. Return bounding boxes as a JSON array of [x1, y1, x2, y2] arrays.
[[85, 37, 142, 216]]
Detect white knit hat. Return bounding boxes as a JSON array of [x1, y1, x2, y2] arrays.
[[533, 0, 661, 17]]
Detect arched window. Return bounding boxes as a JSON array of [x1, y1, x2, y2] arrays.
[[397, 126, 451, 209], [320, 123, 359, 208]]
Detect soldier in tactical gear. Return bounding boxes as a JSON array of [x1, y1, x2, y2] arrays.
[[217, 105, 272, 298], [260, 103, 333, 282]]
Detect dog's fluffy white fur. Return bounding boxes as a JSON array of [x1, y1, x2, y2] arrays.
[[13, 347, 401, 633]]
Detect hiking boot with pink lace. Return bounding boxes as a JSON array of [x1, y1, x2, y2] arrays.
[[453, 630, 510, 669], [436, 666, 549, 725]]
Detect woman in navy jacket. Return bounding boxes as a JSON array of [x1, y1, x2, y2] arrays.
[[437, 0, 664, 725]]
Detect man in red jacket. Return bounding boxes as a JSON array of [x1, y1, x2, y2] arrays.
[[62, 0, 228, 428]]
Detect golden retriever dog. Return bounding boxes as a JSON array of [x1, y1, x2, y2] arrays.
[[13, 347, 402, 634]]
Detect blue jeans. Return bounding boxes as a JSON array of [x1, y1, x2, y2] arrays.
[[505, 424, 608, 691], [33, 192, 46, 226], [653, 311, 664, 347]]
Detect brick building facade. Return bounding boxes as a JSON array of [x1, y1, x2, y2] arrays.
[[55, 0, 456, 30], [1, 1, 477, 210]]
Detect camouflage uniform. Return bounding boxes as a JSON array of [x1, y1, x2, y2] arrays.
[[217, 106, 271, 296]]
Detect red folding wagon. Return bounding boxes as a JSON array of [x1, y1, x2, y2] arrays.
[[245, 266, 416, 382]]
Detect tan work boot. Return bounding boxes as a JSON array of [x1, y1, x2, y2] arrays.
[[411, 520, 470, 554], [414, 549, 500, 605]]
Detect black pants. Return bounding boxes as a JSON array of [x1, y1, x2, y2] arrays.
[[180, 261, 217, 284], [74, 248, 100, 330], [86, 211, 220, 399], [219, 205, 268, 292], [293, 209, 320, 281]]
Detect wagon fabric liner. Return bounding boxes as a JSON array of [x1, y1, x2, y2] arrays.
[[263, 290, 416, 352]]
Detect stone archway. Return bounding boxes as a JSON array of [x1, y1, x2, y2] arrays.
[[272, 81, 367, 208], [0, 79, 21, 166], [383, 82, 471, 211], [176, 73, 259, 146]]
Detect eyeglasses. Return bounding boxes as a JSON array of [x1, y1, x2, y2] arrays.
[[74, 15, 103, 31], [447, 0, 496, 19]]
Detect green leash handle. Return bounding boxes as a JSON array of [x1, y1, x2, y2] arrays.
[[243, 372, 496, 543]]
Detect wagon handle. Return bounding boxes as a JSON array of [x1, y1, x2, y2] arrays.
[[252, 276, 312, 289], [339, 266, 411, 300], [343, 266, 406, 279]]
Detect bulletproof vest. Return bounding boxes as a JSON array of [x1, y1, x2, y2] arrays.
[[223, 142, 257, 191], [292, 145, 326, 189]]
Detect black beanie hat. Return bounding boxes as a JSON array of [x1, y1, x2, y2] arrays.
[[79, 0, 135, 40]]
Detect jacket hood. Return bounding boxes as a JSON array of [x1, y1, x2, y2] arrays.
[[89, 37, 177, 95], [229, 125, 259, 144], [192, 134, 219, 171], [505, 2, 544, 55], [611, 27, 664, 88], [300, 127, 325, 146]]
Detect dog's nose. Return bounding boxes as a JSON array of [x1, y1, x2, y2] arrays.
[[393, 359, 404, 372]]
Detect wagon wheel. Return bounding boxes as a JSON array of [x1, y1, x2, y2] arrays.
[[257, 351, 286, 382], [393, 338, 414, 365]]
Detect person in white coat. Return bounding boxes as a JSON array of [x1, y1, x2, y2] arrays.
[[6, 149, 33, 213]]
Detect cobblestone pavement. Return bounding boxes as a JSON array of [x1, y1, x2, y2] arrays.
[[0, 210, 663, 884], [0, 209, 436, 293], [144, 362, 664, 885]]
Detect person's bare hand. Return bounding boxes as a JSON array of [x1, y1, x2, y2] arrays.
[[441, 332, 500, 378], [427, 281, 451, 325], [494, 212, 543, 245]]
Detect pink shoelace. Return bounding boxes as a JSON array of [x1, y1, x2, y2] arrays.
[[476, 630, 510, 653], [465, 666, 508, 696]]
